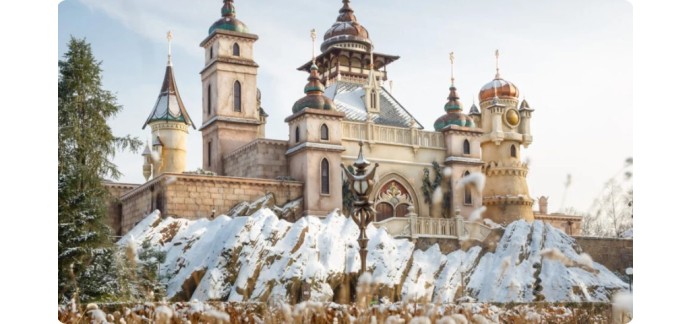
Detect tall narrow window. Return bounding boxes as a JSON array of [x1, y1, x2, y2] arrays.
[[233, 43, 240, 56], [233, 81, 241, 112], [321, 159, 330, 194], [207, 141, 212, 167], [207, 85, 212, 115], [510, 144, 517, 158], [320, 124, 329, 140], [209, 46, 213, 59], [463, 139, 470, 154], [295, 126, 300, 143], [370, 91, 377, 109], [463, 171, 472, 205]]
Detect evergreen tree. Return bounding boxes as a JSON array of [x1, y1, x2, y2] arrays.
[[58, 37, 142, 302]]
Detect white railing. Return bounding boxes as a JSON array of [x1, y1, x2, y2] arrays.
[[373, 209, 494, 242], [342, 121, 445, 149]]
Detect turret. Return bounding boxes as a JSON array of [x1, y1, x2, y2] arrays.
[[142, 31, 195, 179], [518, 98, 534, 147], [199, 0, 263, 175], [477, 50, 534, 225]]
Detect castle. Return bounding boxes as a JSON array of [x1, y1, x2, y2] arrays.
[[106, 0, 582, 238]]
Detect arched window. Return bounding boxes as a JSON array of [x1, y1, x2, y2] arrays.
[[376, 202, 394, 221], [321, 159, 330, 194], [463, 171, 472, 205], [233, 43, 240, 56], [463, 139, 470, 154], [510, 144, 517, 158], [233, 81, 241, 112], [320, 124, 329, 140], [207, 141, 212, 167], [207, 85, 212, 115], [295, 126, 300, 143], [209, 46, 213, 59], [395, 203, 410, 218]]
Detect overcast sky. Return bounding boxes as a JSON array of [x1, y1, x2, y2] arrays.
[[58, 0, 632, 214]]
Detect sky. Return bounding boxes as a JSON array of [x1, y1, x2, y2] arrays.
[[57, 0, 632, 214]]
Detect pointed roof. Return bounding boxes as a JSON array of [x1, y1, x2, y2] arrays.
[[322, 0, 372, 52], [469, 102, 480, 115], [519, 98, 533, 111], [143, 63, 196, 129]]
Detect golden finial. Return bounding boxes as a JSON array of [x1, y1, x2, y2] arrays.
[[449, 51, 455, 86], [310, 28, 317, 64], [167, 30, 173, 66], [494, 49, 500, 79]]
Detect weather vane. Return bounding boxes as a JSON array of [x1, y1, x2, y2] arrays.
[[310, 29, 317, 64], [450, 51, 455, 86], [167, 30, 173, 66], [495, 49, 500, 78]]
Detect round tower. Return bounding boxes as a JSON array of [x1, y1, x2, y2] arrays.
[[478, 50, 534, 224], [142, 31, 196, 179]]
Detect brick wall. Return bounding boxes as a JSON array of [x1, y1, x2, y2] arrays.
[[575, 236, 633, 275], [119, 173, 303, 233], [223, 139, 289, 179]]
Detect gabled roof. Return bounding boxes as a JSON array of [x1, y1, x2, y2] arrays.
[[323, 81, 422, 129], [143, 65, 196, 129]]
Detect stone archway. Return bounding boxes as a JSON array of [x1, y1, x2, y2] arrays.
[[372, 174, 420, 222]]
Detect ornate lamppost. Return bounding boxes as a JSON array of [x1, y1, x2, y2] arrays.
[[341, 141, 379, 274]]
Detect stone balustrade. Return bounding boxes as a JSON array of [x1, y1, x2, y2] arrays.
[[373, 207, 493, 242], [342, 121, 445, 149]]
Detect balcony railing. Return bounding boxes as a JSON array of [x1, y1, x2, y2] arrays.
[[373, 208, 494, 242], [342, 121, 445, 149]]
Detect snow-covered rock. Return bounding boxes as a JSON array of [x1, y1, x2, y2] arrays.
[[120, 209, 628, 303]]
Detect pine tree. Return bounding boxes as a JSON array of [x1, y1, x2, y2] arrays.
[[58, 37, 142, 303]]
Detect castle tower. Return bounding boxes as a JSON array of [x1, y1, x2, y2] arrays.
[[199, 0, 264, 175], [434, 52, 484, 218], [142, 31, 195, 179], [297, 0, 399, 87], [286, 33, 346, 217], [478, 50, 535, 224]]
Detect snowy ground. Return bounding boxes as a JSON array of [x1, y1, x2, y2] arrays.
[[119, 208, 628, 304]]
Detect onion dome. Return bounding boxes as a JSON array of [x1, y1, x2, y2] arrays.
[[208, 0, 249, 35], [321, 0, 372, 52], [479, 77, 520, 103], [444, 85, 464, 112], [434, 85, 475, 131], [292, 65, 336, 113], [434, 111, 475, 131]]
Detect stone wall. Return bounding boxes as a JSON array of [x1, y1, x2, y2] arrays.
[[223, 139, 289, 179], [103, 182, 139, 236], [119, 173, 303, 233], [575, 236, 633, 275]]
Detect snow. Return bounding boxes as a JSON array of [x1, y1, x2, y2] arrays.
[[120, 209, 628, 303]]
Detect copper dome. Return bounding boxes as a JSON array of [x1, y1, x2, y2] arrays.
[[478, 77, 520, 102], [321, 0, 372, 52]]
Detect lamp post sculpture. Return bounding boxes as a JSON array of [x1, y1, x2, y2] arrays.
[[341, 141, 379, 274]]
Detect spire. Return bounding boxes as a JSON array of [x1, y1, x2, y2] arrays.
[[167, 30, 173, 66], [143, 32, 196, 129], [520, 98, 533, 111], [450, 51, 455, 86], [444, 51, 462, 112], [469, 100, 480, 115], [221, 0, 236, 18], [494, 49, 501, 79], [311, 28, 317, 65], [366, 48, 377, 88], [338, 0, 355, 22]]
